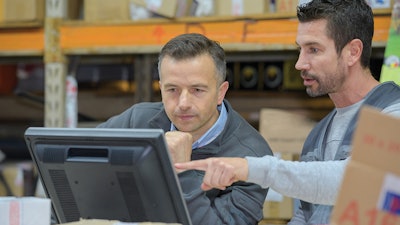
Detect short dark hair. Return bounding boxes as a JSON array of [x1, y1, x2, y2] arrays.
[[158, 33, 227, 85], [297, 0, 374, 68]]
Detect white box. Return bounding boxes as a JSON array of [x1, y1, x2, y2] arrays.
[[0, 197, 51, 225]]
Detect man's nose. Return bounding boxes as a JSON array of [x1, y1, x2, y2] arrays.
[[295, 53, 310, 71], [178, 90, 190, 109]]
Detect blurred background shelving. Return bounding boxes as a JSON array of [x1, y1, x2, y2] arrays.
[[0, 0, 395, 223], [0, 0, 393, 157]]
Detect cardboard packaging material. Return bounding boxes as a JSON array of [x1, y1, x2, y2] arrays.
[[331, 106, 400, 225], [130, 0, 179, 18], [0, 161, 36, 197], [259, 108, 316, 154], [84, 0, 130, 22], [0, 197, 51, 225], [215, 0, 270, 16], [0, 0, 44, 22], [259, 109, 306, 220], [263, 152, 298, 220], [274, 0, 297, 13]]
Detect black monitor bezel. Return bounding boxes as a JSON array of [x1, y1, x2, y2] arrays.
[[24, 127, 192, 225]]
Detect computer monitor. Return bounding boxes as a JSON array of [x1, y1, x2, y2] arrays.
[[24, 127, 192, 225]]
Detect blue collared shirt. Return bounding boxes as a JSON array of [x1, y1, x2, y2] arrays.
[[170, 101, 228, 149]]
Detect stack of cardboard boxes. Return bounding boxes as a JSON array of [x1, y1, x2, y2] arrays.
[[0, 0, 83, 23], [0, 0, 44, 23], [1, 0, 392, 24], [83, 0, 300, 22], [258, 108, 316, 223], [82, 0, 394, 22]]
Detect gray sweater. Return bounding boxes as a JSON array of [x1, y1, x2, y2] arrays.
[[97, 99, 273, 225], [247, 82, 400, 225]]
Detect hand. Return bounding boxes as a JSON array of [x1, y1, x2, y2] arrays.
[[175, 157, 248, 191], [165, 131, 193, 173]]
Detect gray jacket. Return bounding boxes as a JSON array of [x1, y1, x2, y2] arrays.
[[291, 81, 400, 225], [98, 99, 273, 225]]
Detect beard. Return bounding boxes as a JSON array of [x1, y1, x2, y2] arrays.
[[303, 70, 344, 98]]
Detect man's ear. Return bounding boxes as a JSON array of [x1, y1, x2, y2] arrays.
[[346, 39, 363, 67], [218, 81, 229, 105]]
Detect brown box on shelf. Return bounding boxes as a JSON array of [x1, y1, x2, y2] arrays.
[[84, 0, 130, 22], [330, 106, 400, 225], [0, 161, 36, 197], [259, 108, 316, 154], [131, 0, 179, 18], [0, 0, 44, 23], [263, 152, 298, 220], [0, 197, 51, 224], [275, 0, 297, 13], [215, 0, 271, 16], [259, 108, 311, 220]]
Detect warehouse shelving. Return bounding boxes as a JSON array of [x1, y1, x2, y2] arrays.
[[0, 4, 393, 128], [0, 12, 392, 56]]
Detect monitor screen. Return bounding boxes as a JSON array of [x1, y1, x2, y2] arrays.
[[24, 127, 192, 225]]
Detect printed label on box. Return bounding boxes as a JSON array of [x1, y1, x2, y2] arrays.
[[377, 173, 400, 215], [232, 0, 244, 15]]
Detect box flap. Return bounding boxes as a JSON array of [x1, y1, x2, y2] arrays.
[[331, 106, 400, 225], [352, 106, 400, 174]]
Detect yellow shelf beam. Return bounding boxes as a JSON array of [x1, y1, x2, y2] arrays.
[[0, 14, 391, 56], [0, 27, 44, 56], [60, 15, 391, 54]]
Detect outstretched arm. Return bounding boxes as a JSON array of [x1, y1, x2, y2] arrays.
[[175, 156, 349, 205]]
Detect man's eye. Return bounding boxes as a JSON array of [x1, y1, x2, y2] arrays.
[[194, 88, 207, 94], [310, 48, 319, 53], [166, 88, 176, 92]]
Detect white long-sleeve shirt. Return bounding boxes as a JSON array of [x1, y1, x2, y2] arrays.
[[246, 155, 348, 205], [246, 102, 400, 206]]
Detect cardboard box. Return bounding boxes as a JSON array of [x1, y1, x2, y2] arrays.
[[84, 0, 130, 22], [0, 197, 51, 225], [330, 106, 400, 225], [0, 161, 36, 197], [0, 0, 44, 23], [263, 152, 298, 220], [175, 0, 195, 18], [259, 108, 316, 154], [275, 0, 297, 13], [46, 0, 83, 20], [215, 0, 270, 16], [130, 0, 179, 18]]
